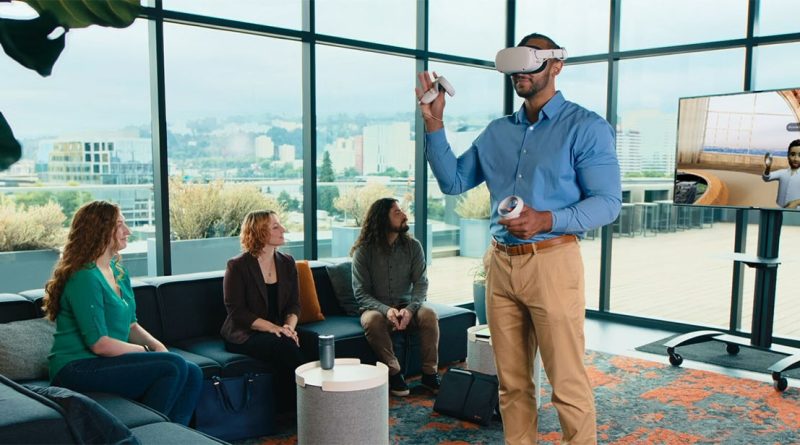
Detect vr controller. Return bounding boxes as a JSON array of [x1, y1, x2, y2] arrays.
[[419, 76, 455, 104], [498, 195, 523, 219], [495, 47, 568, 75]]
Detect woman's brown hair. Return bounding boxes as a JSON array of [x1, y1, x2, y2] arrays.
[[43, 201, 123, 320], [240, 210, 278, 256]]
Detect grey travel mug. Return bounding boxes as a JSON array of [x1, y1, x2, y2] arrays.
[[319, 334, 335, 370]]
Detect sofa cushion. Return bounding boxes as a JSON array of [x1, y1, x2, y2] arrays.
[[310, 261, 344, 316], [17, 289, 47, 318], [0, 317, 55, 380], [131, 422, 226, 444], [145, 271, 226, 343], [87, 392, 168, 428], [24, 384, 136, 445], [296, 315, 378, 364], [131, 280, 163, 339], [324, 261, 360, 316], [0, 376, 73, 444], [296, 261, 325, 324], [0, 293, 37, 323], [171, 336, 271, 378], [166, 347, 223, 380]]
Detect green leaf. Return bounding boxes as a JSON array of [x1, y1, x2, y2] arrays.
[[0, 113, 22, 172], [0, 12, 65, 76]]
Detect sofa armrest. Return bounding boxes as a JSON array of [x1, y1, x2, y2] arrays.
[[0, 374, 74, 444]]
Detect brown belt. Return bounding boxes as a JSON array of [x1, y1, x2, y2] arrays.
[[492, 234, 577, 256]]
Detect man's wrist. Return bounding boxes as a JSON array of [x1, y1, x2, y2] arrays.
[[424, 120, 444, 132]]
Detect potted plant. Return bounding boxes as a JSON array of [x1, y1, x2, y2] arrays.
[[471, 263, 488, 325], [148, 179, 286, 275], [0, 196, 66, 292], [455, 184, 491, 258], [331, 182, 393, 257]]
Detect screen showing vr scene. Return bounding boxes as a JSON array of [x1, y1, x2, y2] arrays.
[[674, 88, 800, 211]]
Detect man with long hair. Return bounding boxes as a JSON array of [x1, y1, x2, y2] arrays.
[[351, 197, 440, 397]]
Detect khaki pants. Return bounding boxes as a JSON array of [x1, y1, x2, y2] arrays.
[[485, 240, 596, 445], [360, 305, 439, 375]]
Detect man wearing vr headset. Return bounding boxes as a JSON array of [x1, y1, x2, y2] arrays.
[[417, 33, 621, 445]]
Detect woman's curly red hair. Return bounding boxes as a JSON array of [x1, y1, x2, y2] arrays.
[[43, 201, 122, 320]]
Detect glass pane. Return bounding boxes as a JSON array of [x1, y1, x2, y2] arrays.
[[425, 63, 503, 307], [753, 43, 800, 91], [163, 24, 303, 274], [429, 0, 505, 60], [516, 0, 610, 57], [316, 0, 415, 48], [620, 0, 748, 50], [162, 0, 301, 29], [315, 47, 415, 259], [757, 0, 800, 36], [0, 20, 152, 290], [612, 49, 745, 323], [513, 62, 608, 119]]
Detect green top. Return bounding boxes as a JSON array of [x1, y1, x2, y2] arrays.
[[48, 262, 137, 381]]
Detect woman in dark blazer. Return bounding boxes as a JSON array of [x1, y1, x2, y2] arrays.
[[220, 210, 306, 410]]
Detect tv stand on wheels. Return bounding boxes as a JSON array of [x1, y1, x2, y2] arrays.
[[664, 209, 800, 391]]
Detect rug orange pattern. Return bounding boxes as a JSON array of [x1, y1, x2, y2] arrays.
[[244, 351, 800, 444]]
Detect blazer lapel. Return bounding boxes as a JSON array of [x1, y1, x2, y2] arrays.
[[246, 254, 269, 307]]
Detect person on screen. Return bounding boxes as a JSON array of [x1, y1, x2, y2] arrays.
[[763, 139, 800, 209]]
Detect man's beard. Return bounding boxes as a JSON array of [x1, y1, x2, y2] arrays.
[[514, 68, 550, 99], [391, 223, 409, 233]]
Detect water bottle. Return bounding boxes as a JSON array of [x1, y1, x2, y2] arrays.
[[319, 334, 335, 370]]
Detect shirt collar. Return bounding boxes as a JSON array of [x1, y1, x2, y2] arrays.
[[514, 90, 566, 125]]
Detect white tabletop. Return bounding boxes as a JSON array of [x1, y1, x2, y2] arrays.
[[468, 324, 492, 343], [296, 358, 388, 392]]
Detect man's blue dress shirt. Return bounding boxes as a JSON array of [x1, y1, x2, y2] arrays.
[[425, 91, 622, 244]]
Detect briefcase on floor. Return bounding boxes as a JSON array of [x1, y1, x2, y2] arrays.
[[433, 368, 499, 425]]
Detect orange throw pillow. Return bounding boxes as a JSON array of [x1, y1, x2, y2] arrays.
[[296, 260, 325, 324]]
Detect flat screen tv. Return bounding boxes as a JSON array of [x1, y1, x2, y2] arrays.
[[673, 87, 800, 211]]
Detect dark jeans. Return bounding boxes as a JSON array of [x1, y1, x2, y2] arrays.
[[225, 332, 306, 412], [52, 352, 202, 425]]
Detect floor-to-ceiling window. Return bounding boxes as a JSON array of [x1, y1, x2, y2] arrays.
[[0, 3, 152, 292], [2, 0, 800, 344], [161, 21, 303, 274], [315, 47, 415, 259]]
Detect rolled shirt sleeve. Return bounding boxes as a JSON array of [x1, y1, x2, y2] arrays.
[[63, 270, 109, 347]]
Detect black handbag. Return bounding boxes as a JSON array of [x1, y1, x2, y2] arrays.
[[194, 373, 275, 441], [433, 368, 499, 426]]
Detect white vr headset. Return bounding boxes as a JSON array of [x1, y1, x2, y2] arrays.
[[495, 46, 568, 75]]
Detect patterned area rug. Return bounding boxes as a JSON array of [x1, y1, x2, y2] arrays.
[[241, 351, 800, 445]]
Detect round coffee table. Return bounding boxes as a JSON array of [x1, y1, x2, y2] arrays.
[[295, 358, 389, 445]]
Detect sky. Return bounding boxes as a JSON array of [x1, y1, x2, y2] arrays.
[[1, 0, 799, 139]]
